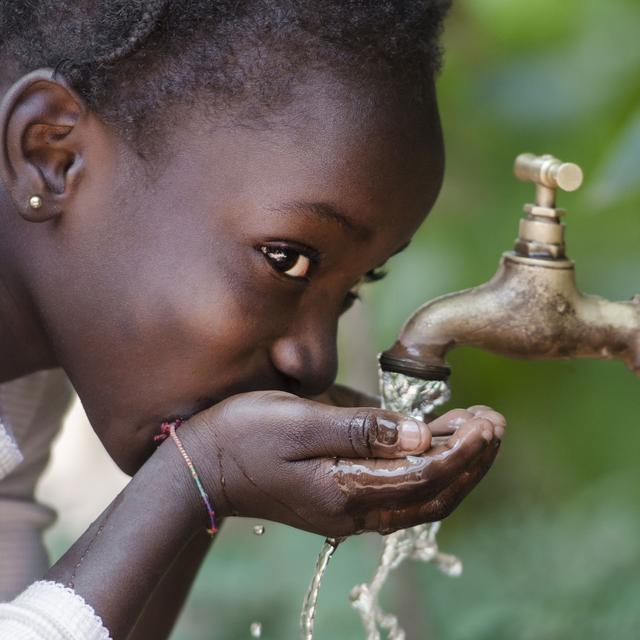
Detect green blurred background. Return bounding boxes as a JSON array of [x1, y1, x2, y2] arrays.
[[48, 0, 640, 638]]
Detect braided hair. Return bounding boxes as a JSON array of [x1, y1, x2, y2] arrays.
[[0, 0, 451, 143]]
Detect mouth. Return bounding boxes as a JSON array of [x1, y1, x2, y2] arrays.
[[161, 379, 296, 426], [125, 373, 300, 476], [157, 366, 299, 428], [161, 395, 223, 425]]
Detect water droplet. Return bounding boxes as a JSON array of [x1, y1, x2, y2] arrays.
[[253, 524, 265, 536], [250, 621, 262, 637]]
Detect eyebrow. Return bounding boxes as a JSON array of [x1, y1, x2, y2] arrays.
[[270, 201, 373, 241]]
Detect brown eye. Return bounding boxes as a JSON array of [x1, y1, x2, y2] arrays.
[[261, 245, 312, 279]]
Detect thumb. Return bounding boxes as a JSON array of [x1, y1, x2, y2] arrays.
[[287, 399, 432, 461]]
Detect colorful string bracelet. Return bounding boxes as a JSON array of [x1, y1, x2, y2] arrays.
[[154, 419, 218, 537]]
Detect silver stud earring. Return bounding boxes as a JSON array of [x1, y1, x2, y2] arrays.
[[29, 195, 43, 210]]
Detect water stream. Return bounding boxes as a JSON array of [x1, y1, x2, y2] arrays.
[[299, 369, 459, 640], [350, 522, 462, 640], [300, 537, 345, 640]]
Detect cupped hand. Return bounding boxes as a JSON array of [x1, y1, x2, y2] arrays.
[[179, 392, 505, 538]]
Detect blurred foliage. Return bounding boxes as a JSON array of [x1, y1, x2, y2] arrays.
[[173, 1, 640, 638]]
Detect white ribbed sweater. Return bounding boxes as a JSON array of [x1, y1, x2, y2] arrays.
[[0, 372, 112, 639], [0, 581, 110, 640]]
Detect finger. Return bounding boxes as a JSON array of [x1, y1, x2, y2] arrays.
[[426, 408, 477, 437], [467, 405, 506, 438], [413, 415, 497, 486], [423, 442, 498, 518], [360, 442, 500, 534], [330, 416, 497, 500], [217, 391, 432, 460], [287, 398, 432, 460]]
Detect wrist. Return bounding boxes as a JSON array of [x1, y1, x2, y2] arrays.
[[157, 417, 228, 531], [152, 433, 210, 535]]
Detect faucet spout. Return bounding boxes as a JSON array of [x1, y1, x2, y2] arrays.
[[380, 152, 640, 381], [382, 253, 640, 377]]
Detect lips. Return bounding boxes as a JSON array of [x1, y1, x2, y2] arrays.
[[161, 367, 298, 425]]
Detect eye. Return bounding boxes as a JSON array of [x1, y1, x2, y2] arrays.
[[343, 267, 388, 310], [260, 244, 314, 280]]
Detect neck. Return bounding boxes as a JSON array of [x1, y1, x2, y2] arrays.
[[0, 188, 57, 382]]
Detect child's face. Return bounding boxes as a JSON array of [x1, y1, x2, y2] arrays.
[[40, 76, 444, 473]]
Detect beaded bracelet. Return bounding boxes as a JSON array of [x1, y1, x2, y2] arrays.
[[154, 419, 218, 536]]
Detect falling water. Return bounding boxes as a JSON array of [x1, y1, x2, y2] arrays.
[[349, 369, 459, 640], [350, 522, 462, 640], [299, 368, 457, 640], [299, 537, 344, 640]]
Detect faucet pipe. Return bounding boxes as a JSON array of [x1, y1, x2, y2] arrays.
[[380, 153, 640, 380]]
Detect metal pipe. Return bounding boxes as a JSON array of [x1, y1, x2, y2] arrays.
[[380, 153, 640, 379]]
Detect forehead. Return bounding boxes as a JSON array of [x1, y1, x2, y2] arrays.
[[163, 74, 443, 243]]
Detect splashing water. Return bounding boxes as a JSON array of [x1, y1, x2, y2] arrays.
[[299, 369, 457, 639], [378, 370, 451, 420], [300, 537, 344, 640], [250, 621, 263, 638], [350, 369, 459, 640], [350, 522, 462, 640]]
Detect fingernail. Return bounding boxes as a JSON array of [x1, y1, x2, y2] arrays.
[[375, 416, 399, 445], [398, 419, 426, 451], [488, 412, 507, 428], [494, 425, 505, 440], [482, 429, 493, 443]]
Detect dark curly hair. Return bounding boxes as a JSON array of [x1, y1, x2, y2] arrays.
[[0, 1, 451, 141]]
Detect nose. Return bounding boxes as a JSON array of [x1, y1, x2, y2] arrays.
[[270, 315, 339, 397]]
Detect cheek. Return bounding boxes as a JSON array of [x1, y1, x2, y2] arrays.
[[69, 249, 289, 422]]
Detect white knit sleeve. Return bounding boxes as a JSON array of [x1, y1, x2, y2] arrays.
[[0, 581, 111, 639], [0, 418, 23, 480]]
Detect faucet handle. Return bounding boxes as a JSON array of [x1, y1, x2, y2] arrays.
[[514, 153, 583, 193], [513, 153, 583, 260]]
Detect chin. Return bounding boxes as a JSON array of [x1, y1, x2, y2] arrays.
[[93, 413, 164, 477], [109, 440, 156, 477], [88, 393, 226, 477]]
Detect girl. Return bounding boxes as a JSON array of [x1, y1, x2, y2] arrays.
[[0, 1, 505, 638]]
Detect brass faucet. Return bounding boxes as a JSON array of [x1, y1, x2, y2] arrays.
[[380, 153, 640, 382]]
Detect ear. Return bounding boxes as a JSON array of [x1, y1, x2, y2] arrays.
[[0, 69, 88, 222]]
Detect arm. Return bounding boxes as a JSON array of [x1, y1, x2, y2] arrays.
[[45, 436, 205, 639], [2, 391, 504, 639], [127, 526, 217, 640], [0, 436, 205, 640]]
